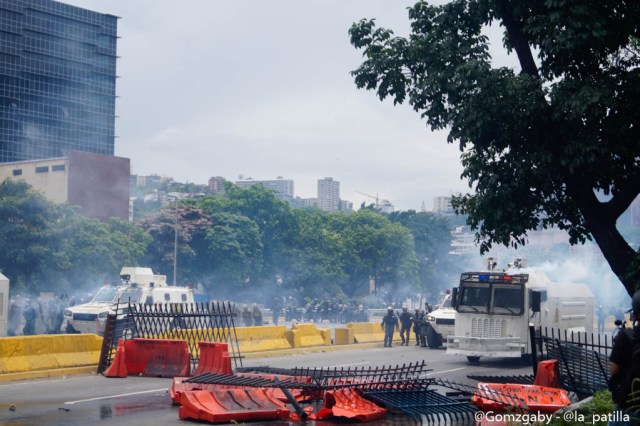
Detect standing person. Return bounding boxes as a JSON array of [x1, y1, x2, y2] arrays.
[[22, 299, 37, 336], [608, 290, 640, 425], [7, 297, 22, 336], [399, 306, 413, 346], [270, 296, 282, 326], [380, 307, 399, 348], [252, 304, 263, 326], [597, 304, 607, 334], [241, 305, 253, 327], [412, 308, 422, 346]]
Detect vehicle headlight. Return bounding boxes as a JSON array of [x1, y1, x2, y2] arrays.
[[98, 311, 109, 319], [426, 315, 435, 322], [64, 309, 72, 317]]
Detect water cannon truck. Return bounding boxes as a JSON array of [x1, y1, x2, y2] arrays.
[[446, 258, 594, 363], [63, 267, 194, 335]]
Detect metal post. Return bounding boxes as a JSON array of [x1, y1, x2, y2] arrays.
[[173, 202, 178, 285]]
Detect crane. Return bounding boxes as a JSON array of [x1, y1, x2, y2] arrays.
[[356, 191, 380, 208]]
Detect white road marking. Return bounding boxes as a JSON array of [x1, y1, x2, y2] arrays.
[[327, 362, 371, 368], [65, 388, 167, 405], [425, 367, 466, 376]]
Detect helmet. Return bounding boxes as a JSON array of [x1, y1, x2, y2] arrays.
[[632, 289, 640, 313], [387, 306, 393, 311], [402, 306, 408, 311]]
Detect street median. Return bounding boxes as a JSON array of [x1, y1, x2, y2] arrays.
[[0, 334, 102, 376]]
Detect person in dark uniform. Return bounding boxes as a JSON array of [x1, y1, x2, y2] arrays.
[[241, 305, 253, 327], [252, 304, 263, 326], [609, 290, 640, 425], [22, 299, 37, 336], [412, 308, 422, 346], [270, 296, 283, 325], [399, 306, 413, 346], [380, 307, 399, 347]]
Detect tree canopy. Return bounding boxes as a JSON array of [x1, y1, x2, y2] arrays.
[[350, 0, 640, 295]]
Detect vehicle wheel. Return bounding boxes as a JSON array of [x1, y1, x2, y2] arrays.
[[467, 356, 480, 363], [426, 326, 443, 349], [66, 323, 79, 334]]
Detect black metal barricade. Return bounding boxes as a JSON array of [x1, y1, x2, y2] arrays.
[[533, 327, 613, 399], [97, 301, 240, 374]]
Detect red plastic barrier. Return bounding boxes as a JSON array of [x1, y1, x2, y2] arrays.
[[236, 373, 314, 402], [178, 388, 291, 423], [534, 359, 561, 388], [191, 342, 232, 376], [313, 388, 387, 422], [124, 338, 190, 378], [472, 383, 571, 413], [102, 338, 128, 378]]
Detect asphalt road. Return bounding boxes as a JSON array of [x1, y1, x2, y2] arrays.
[[0, 344, 534, 425]]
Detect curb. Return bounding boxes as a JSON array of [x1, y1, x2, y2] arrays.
[[0, 341, 384, 382]]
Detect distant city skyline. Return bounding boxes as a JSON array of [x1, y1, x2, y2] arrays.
[[59, 0, 476, 212]]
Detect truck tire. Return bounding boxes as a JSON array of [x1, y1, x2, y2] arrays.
[[426, 325, 443, 349], [66, 323, 79, 334], [467, 356, 480, 363]]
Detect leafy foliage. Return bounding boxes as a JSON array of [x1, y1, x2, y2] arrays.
[[349, 0, 640, 295]]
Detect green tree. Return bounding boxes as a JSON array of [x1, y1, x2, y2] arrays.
[[139, 203, 213, 285], [205, 212, 263, 294], [389, 210, 455, 295], [330, 210, 419, 298], [282, 209, 348, 300], [0, 179, 60, 292], [223, 184, 296, 284], [350, 0, 640, 295]]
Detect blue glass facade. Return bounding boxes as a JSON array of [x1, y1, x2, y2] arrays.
[[0, 0, 118, 163]]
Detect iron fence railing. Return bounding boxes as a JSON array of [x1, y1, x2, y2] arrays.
[[532, 327, 614, 399], [97, 301, 240, 374]]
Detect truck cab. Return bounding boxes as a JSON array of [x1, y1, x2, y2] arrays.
[[446, 258, 594, 363], [63, 267, 194, 335], [424, 293, 455, 348]]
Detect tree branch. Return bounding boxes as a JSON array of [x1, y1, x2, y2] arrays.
[[495, 0, 539, 78]]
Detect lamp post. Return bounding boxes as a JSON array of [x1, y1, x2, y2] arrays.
[[173, 202, 178, 286]]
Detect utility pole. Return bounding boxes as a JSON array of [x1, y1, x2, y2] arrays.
[[173, 202, 178, 285]]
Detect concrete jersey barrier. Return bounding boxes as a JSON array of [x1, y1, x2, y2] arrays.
[[0, 334, 102, 374], [284, 323, 331, 348]]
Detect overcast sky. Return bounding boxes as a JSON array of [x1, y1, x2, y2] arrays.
[[62, 0, 506, 211]]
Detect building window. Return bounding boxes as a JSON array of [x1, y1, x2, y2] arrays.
[[12, 169, 22, 176], [35, 166, 49, 173], [52, 164, 65, 172]]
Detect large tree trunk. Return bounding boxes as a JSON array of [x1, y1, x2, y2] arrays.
[[569, 184, 638, 296]]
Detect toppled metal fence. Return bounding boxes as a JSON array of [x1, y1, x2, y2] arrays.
[[532, 327, 613, 399], [535, 327, 612, 399], [196, 362, 482, 424], [98, 301, 240, 374]]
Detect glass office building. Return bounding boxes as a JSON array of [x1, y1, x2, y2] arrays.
[[0, 0, 118, 163]]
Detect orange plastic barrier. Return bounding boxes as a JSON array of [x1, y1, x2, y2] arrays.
[[178, 388, 291, 423], [472, 383, 571, 413], [124, 338, 190, 378], [236, 372, 315, 402], [103, 338, 128, 378], [534, 359, 561, 388], [191, 342, 232, 376], [313, 388, 387, 422]]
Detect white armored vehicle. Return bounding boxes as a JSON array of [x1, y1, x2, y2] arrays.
[[63, 267, 194, 335], [446, 258, 594, 363], [424, 292, 455, 348]]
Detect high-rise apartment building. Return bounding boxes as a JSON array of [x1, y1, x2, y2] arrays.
[[433, 196, 453, 214], [317, 177, 340, 212], [235, 177, 294, 201], [0, 0, 118, 164]]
